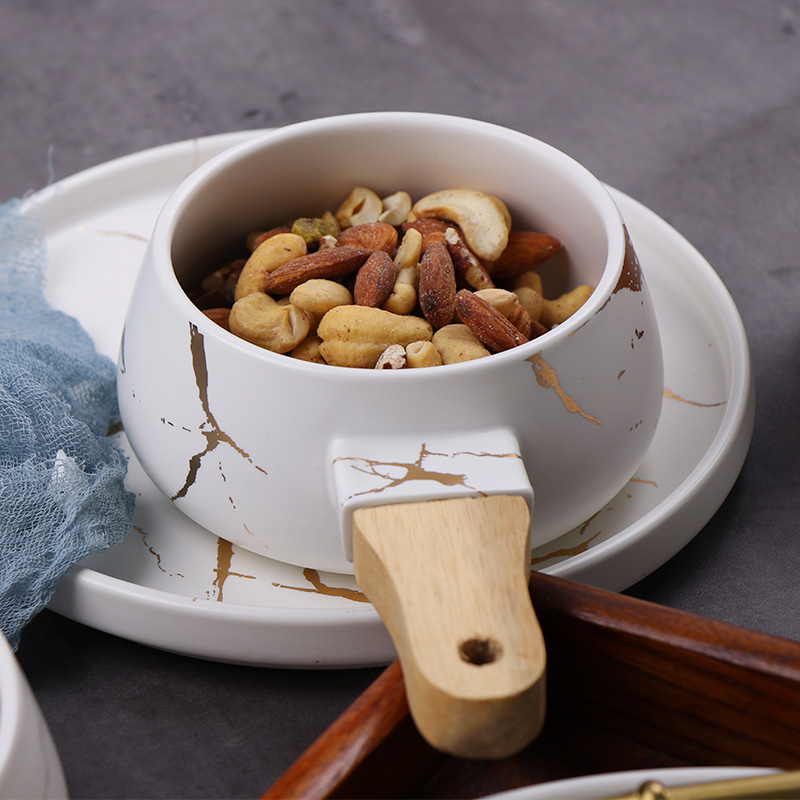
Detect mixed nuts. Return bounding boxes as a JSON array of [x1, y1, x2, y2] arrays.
[[187, 186, 595, 369]]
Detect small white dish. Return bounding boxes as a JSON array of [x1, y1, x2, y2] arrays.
[[26, 130, 753, 667], [481, 766, 779, 800], [0, 633, 68, 799]]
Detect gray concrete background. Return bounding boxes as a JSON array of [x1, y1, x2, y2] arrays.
[[3, 1, 800, 797]]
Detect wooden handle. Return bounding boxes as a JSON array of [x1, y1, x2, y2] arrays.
[[352, 495, 546, 760]]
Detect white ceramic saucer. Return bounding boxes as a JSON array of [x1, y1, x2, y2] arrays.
[[25, 131, 753, 668], [482, 767, 778, 800]]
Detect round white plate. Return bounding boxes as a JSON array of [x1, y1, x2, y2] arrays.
[[482, 767, 778, 800], [0, 633, 69, 799], [27, 131, 753, 667]]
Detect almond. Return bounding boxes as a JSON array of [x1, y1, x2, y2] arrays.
[[530, 319, 548, 338], [262, 246, 371, 295], [419, 240, 456, 329], [489, 231, 564, 279], [336, 222, 398, 254], [354, 251, 397, 308], [200, 259, 245, 296], [454, 289, 529, 352], [474, 288, 533, 338], [202, 307, 231, 330], [443, 227, 494, 291]]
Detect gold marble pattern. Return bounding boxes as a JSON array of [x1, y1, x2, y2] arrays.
[[334, 442, 522, 501], [171, 323, 266, 502], [526, 353, 603, 425]]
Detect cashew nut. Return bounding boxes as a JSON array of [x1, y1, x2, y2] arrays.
[[511, 270, 545, 321], [229, 292, 311, 354], [432, 324, 490, 364], [540, 284, 594, 328], [318, 305, 433, 369], [336, 186, 382, 228], [512, 269, 544, 295], [513, 286, 544, 322], [234, 233, 307, 302], [382, 282, 417, 316], [410, 188, 511, 262]]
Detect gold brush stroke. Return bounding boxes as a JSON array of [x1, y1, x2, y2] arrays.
[[530, 475, 658, 566], [134, 525, 184, 578], [272, 568, 369, 603], [171, 323, 266, 501], [526, 354, 602, 425], [630, 476, 658, 488], [211, 538, 255, 602], [531, 510, 605, 566], [664, 387, 727, 408], [334, 443, 521, 500], [615, 229, 644, 294]]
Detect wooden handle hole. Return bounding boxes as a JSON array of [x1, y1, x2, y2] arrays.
[[459, 637, 502, 666]]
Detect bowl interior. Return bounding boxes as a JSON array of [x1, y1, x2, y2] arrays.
[[165, 114, 622, 320]]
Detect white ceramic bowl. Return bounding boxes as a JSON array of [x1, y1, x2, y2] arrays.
[[0, 634, 68, 799], [118, 112, 664, 575]]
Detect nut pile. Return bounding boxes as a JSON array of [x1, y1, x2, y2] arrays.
[[188, 186, 594, 369]]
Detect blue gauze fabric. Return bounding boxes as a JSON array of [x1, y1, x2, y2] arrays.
[[0, 198, 135, 649]]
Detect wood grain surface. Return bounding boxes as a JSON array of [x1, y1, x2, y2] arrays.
[[264, 571, 800, 799]]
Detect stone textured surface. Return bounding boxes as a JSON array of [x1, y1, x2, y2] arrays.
[[3, 1, 800, 796]]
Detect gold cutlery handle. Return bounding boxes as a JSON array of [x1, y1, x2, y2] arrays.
[[603, 770, 800, 800]]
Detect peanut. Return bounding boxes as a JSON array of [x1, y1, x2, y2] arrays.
[[406, 340, 443, 368], [375, 344, 407, 370], [336, 186, 382, 228], [290, 279, 353, 318], [379, 191, 412, 226], [318, 305, 433, 369], [432, 324, 490, 364], [291, 334, 326, 363], [381, 228, 421, 316]]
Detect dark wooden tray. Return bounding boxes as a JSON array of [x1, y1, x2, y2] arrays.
[[263, 572, 800, 799]]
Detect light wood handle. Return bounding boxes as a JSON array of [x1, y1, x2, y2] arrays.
[[352, 495, 545, 759]]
